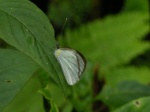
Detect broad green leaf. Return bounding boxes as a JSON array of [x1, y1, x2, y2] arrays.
[[3, 73, 45, 112], [0, 0, 67, 92], [96, 81, 150, 110], [0, 49, 39, 111], [113, 97, 150, 112]]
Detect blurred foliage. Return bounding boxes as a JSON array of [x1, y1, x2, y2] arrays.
[[0, 0, 66, 111], [3, 73, 45, 112], [47, 0, 93, 31], [97, 81, 150, 110], [113, 97, 150, 112], [59, 12, 149, 84], [48, 0, 150, 111], [0, 0, 149, 112], [123, 0, 149, 12], [40, 62, 94, 112]]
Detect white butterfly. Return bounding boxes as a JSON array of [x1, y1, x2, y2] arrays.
[[54, 48, 86, 85]]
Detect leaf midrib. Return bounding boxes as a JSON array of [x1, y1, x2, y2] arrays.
[[0, 3, 65, 90]]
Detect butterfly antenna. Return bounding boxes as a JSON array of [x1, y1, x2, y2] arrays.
[[56, 18, 68, 49], [61, 18, 68, 37]]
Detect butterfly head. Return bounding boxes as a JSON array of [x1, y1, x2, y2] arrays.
[[55, 49, 61, 57]]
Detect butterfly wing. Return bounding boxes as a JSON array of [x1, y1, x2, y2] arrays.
[[54, 48, 86, 85], [75, 52, 86, 76]]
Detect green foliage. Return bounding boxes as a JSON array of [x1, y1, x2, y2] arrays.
[[113, 97, 150, 112], [123, 0, 149, 12], [38, 86, 59, 112], [0, 0, 67, 91], [48, 0, 92, 27], [0, 0, 149, 111], [41, 63, 94, 112], [0, 49, 39, 111], [3, 71, 45, 112], [59, 12, 149, 73], [0, 0, 67, 111], [97, 81, 150, 110], [67, 63, 94, 112], [106, 67, 150, 86], [57, 1, 149, 111]]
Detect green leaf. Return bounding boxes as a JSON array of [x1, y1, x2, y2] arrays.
[[113, 97, 150, 112], [50, 101, 59, 112], [0, 49, 39, 111], [3, 71, 45, 112], [38, 85, 52, 100], [96, 81, 150, 110], [39, 83, 69, 112], [0, 0, 67, 93], [38, 85, 59, 112]]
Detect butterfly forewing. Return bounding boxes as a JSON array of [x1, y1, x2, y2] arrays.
[[54, 48, 86, 85]]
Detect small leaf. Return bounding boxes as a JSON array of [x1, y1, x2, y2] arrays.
[[38, 85, 52, 100], [96, 81, 150, 110], [50, 101, 59, 112], [39, 85, 59, 112], [113, 97, 150, 112]]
